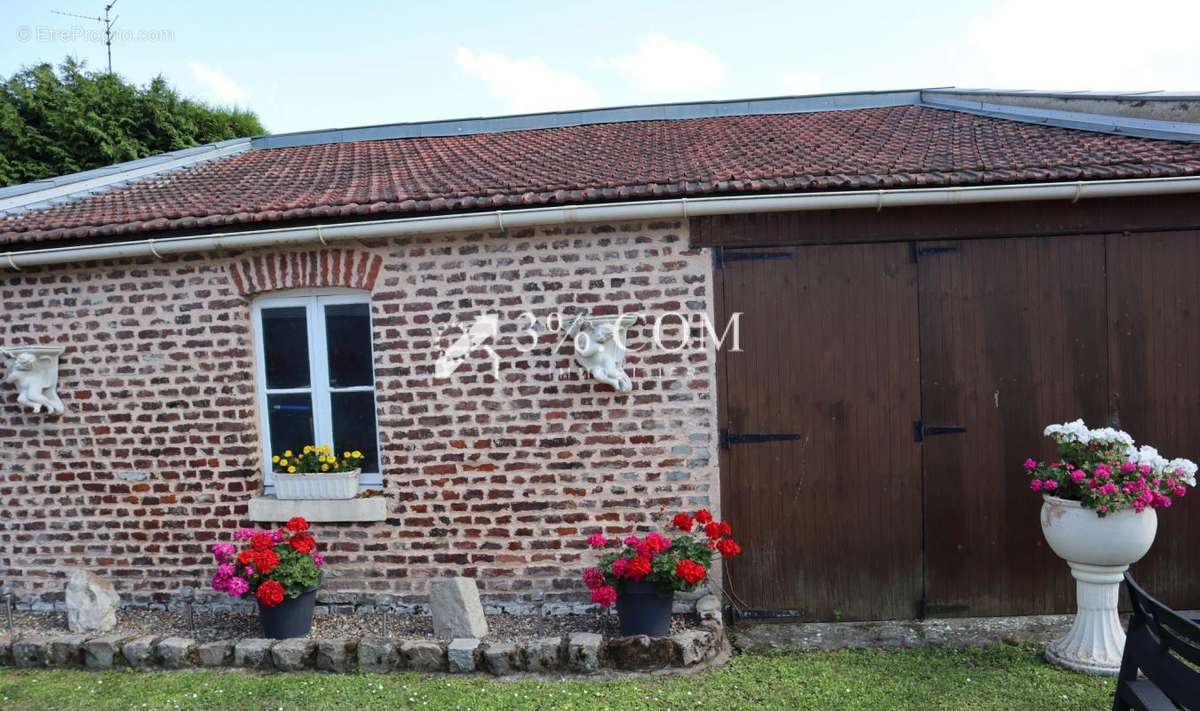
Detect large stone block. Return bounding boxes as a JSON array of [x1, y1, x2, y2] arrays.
[[567, 633, 603, 673], [158, 637, 198, 669], [234, 638, 275, 670], [271, 639, 316, 671], [357, 636, 398, 673], [65, 569, 119, 634], [197, 640, 234, 667], [48, 634, 88, 667], [607, 635, 675, 671], [83, 635, 131, 670], [483, 641, 520, 675], [122, 636, 161, 670], [672, 629, 713, 666], [430, 577, 488, 640], [523, 637, 564, 673], [447, 638, 480, 673], [0, 636, 12, 666], [316, 638, 356, 672], [400, 640, 446, 672], [12, 638, 47, 668]]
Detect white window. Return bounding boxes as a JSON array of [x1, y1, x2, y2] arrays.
[[252, 290, 382, 489]]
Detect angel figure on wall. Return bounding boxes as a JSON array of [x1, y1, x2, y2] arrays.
[[2, 346, 66, 415], [569, 313, 640, 393]]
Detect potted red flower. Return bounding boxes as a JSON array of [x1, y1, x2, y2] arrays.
[[210, 516, 325, 639], [581, 508, 742, 637]]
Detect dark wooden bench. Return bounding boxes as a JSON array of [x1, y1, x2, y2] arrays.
[[1114, 573, 1200, 710]]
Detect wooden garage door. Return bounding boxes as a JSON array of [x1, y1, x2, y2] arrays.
[[717, 243, 923, 620], [917, 236, 1109, 617], [1108, 231, 1200, 610]]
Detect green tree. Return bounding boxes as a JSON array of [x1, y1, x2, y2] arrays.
[[0, 57, 265, 186]]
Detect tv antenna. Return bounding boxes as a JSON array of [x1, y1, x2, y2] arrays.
[[51, 1, 119, 73]]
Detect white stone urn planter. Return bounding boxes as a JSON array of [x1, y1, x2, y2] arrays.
[[1040, 494, 1158, 675], [274, 470, 360, 500]]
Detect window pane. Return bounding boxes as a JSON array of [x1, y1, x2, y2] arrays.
[[331, 391, 379, 473], [262, 307, 311, 389], [266, 393, 314, 460], [325, 302, 374, 387]]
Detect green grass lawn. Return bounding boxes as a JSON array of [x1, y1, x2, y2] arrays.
[[0, 643, 1114, 710]]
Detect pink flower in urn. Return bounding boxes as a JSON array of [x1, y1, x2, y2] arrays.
[[1023, 458, 1037, 470], [1120, 461, 1136, 474], [624, 535, 639, 547], [1043, 480, 1058, 491], [233, 528, 256, 540], [582, 567, 605, 590], [312, 551, 325, 567], [1070, 470, 1086, 483], [1029, 479, 1043, 492], [212, 543, 236, 563], [590, 585, 617, 607], [225, 576, 249, 597], [587, 534, 608, 549], [611, 557, 630, 579], [1175, 486, 1188, 498]]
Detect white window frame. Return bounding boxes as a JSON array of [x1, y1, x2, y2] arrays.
[[251, 288, 383, 491]]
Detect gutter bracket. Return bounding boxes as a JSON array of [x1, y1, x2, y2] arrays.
[[1072, 181, 1084, 204], [147, 239, 164, 260], [317, 225, 329, 246], [5, 253, 20, 271], [495, 210, 505, 233]]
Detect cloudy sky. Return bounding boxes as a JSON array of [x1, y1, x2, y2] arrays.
[[2, 0, 1197, 134]]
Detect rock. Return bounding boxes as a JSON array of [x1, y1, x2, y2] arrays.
[[672, 629, 713, 665], [122, 636, 161, 670], [607, 635, 675, 671], [316, 638, 356, 672], [696, 594, 722, 625], [0, 636, 12, 666], [272, 639, 316, 671], [48, 634, 88, 667], [357, 636, 398, 673], [483, 641, 521, 675], [447, 638, 480, 673], [430, 577, 489, 640], [197, 640, 234, 667], [12, 638, 47, 668], [234, 638, 275, 670], [65, 569, 119, 634], [523, 636, 564, 672], [400, 640, 446, 672], [83, 634, 130, 669], [567, 633, 603, 673], [158, 637, 197, 669]]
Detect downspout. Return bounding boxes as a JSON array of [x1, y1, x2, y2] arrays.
[[4, 175, 1200, 270]]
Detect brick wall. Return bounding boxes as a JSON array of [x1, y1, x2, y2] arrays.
[[0, 220, 720, 613]]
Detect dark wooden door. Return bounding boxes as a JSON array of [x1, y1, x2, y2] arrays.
[[1108, 231, 1200, 610], [717, 244, 923, 620], [918, 236, 1109, 616]]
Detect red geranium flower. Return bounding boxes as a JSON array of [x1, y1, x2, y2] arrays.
[[255, 579, 285, 608], [671, 513, 694, 532], [236, 549, 256, 566], [286, 516, 309, 533], [289, 533, 315, 554], [627, 555, 653, 581], [717, 539, 743, 558], [704, 521, 721, 539], [719, 521, 732, 537], [695, 508, 713, 524], [255, 548, 281, 575], [251, 532, 274, 552], [675, 559, 707, 585]]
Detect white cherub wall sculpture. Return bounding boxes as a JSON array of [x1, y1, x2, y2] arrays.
[[570, 314, 640, 393], [2, 346, 66, 415]]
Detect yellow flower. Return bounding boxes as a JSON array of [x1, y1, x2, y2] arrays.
[[343, 451, 351, 459], [283, 450, 293, 458], [321, 465, 329, 472], [352, 450, 362, 458], [287, 466, 297, 474], [271, 455, 280, 463], [279, 459, 288, 467], [303, 445, 313, 453]]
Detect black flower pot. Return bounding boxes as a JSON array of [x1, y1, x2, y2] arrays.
[[616, 581, 674, 637], [257, 587, 317, 639]]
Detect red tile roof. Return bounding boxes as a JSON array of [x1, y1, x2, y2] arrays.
[[5, 104, 1200, 246]]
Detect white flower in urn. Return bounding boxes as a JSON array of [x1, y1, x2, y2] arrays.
[[2, 346, 66, 415]]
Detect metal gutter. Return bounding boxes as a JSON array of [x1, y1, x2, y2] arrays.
[[5, 174, 1200, 270]]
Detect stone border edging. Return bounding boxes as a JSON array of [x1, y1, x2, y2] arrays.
[[0, 620, 724, 676]]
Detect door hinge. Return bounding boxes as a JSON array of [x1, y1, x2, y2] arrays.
[[719, 429, 804, 450], [910, 242, 960, 261], [722, 250, 794, 264], [912, 420, 968, 442]]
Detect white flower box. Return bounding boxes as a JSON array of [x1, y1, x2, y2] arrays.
[[274, 469, 360, 500]]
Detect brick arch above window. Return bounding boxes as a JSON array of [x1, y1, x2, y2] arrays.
[[228, 250, 384, 298]]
